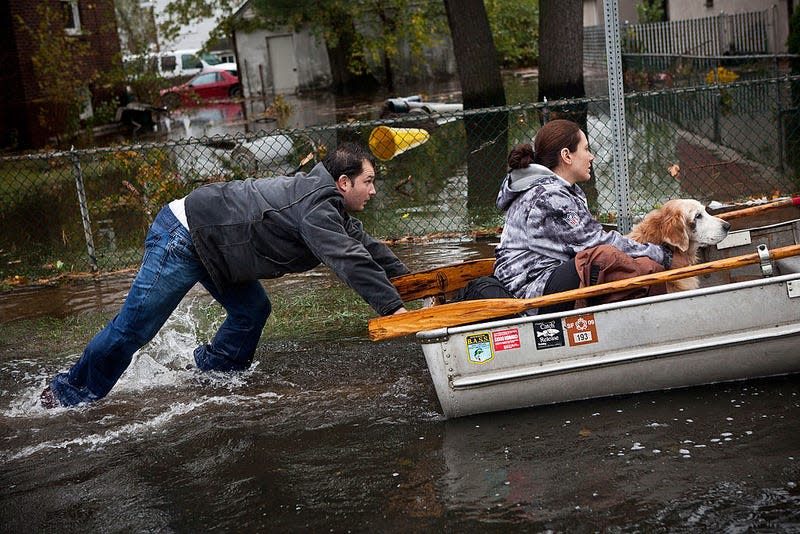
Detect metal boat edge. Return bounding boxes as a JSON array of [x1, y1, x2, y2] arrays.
[[416, 272, 800, 419]]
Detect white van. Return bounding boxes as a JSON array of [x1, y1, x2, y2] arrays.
[[197, 52, 238, 76], [124, 49, 237, 79]]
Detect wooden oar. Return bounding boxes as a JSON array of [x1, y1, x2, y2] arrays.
[[392, 258, 495, 301], [372, 243, 800, 341], [391, 196, 799, 301], [715, 196, 800, 220]]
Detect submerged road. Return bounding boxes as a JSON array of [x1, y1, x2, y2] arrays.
[[1, 240, 798, 531]]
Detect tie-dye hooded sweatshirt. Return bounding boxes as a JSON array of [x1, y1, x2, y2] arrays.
[[494, 164, 667, 301]]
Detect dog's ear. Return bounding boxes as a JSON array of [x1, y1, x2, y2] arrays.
[[659, 204, 690, 252]]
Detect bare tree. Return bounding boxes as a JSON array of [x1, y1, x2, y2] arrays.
[[443, 0, 508, 214], [538, 0, 584, 104], [538, 0, 597, 207]]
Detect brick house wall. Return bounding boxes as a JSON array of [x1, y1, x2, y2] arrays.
[[1, 1, 28, 149], [1, 0, 124, 149]]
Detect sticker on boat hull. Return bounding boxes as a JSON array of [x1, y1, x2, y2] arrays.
[[492, 328, 521, 351], [466, 332, 494, 364], [564, 313, 598, 346], [533, 319, 565, 349]]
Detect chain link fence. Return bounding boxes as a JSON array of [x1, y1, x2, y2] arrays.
[[2, 73, 799, 283]]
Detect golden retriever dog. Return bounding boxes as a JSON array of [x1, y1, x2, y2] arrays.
[[628, 199, 730, 292]]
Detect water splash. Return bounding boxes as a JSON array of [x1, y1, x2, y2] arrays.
[[2, 296, 255, 416], [115, 299, 201, 393], [2, 392, 281, 462]]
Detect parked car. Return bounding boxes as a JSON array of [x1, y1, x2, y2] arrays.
[[160, 70, 242, 108], [199, 52, 238, 74], [123, 49, 238, 80]]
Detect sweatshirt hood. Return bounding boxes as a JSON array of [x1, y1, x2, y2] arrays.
[[496, 164, 560, 211]]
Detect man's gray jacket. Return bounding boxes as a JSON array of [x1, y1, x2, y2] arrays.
[[185, 162, 409, 316]]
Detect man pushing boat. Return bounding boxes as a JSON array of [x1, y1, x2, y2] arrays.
[[41, 143, 409, 408]]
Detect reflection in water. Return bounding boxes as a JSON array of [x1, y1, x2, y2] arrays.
[[139, 71, 609, 145], [438, 384, 800, 529], [143, 73, 682, 226], [0, 272, 136, 323], [149, 78, 461, 143], [165, 102, 246, 139], [0, 240, 495, 323]]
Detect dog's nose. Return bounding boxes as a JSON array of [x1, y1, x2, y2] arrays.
[[722, 221, 731, 231]]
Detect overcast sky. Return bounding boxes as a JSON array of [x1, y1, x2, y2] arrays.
[[152, 0, 219, 51]]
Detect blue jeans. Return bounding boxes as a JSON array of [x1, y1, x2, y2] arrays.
[[51, 206, 271, 406]]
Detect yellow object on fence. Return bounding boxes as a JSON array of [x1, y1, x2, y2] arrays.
[[706, 66, 739, 84], [368, 126, 430, 161]]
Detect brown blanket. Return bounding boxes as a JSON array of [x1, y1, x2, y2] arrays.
[[574, 244, 667, 309]]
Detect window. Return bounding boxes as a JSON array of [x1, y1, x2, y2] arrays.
[[160, 55, 177, 73], [146, 56, 159, 73], [705, 0, 713, 7], [189, 72, 220, 87], [61, 0, 81, 35], [181, 53, 202, 70], [201, 53, 223, 66], [78, 87, 93, 120]]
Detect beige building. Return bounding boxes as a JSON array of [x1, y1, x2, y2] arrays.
[[668, 0, 792, 51], [583, 0, 794, 52]]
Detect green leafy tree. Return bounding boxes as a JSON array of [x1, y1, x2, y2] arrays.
[[159, 0, 238, 46], [249, 0, 379, 92], [251, 0, 448, 92], [115, 0, 159, 54], [159, 0, 448, 92], [636, 0, 665, 24], [484, 0, 539, 68]]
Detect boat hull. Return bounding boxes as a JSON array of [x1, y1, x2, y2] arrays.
[[419, 272, 800, 419]]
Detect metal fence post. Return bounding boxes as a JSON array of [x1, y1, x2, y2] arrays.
[[603, 0, 632, 233], [776, 74, 785, 175], [71, 147, 98, 271]]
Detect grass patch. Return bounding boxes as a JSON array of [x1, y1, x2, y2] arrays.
[[265, 285, 382, 341], [0, 313, 112, 361], [0, 275, 420, 362]]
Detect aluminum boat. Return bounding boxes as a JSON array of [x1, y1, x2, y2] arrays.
[[417, 216, 800, 418]]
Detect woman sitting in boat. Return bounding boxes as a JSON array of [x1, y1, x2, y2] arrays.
[[493, 119, 672, 314]]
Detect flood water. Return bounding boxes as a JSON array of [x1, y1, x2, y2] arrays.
[[134, 69, 609, 142], [2, 241, 800, 532]]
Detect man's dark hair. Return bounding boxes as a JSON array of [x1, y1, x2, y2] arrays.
[[322, 142, 376, 182]]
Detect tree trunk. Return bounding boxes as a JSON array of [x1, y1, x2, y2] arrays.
[[326, 9, 379, 95], [538, 0, 597, 209], [787, 9, 800, 184], [443, 0, 507, 216], [538, 0, 585, 103], [377, 10, 396, 92]]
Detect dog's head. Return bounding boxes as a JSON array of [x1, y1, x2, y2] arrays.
[[631, 199, 730, 253], [655, 199, 730, 252]]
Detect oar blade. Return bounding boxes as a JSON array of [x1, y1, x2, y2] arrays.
[[368, 298, 528, 341], [716, 196, 800, 221], [391, 258, 495, 301]]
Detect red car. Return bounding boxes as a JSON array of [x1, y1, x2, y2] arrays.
[[160, 70, 242, 108]]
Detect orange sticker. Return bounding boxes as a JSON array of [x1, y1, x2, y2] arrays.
[[564, 313, 599, 346]]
